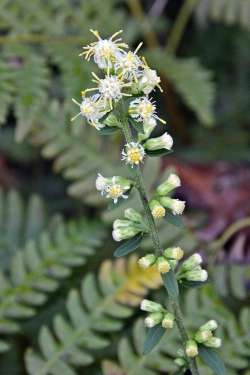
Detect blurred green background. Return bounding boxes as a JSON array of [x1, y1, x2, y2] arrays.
[[0, 0, 250, 374]]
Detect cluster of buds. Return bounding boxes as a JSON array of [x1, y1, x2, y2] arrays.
[[112, 208, 148, 241], [95, 174, 133, 203], [186, 320, 221, 358], [177, 253, 208, 283], [138, 246, 184, 274], [140, 299, 175, 329], [149, 173, 185, 219]]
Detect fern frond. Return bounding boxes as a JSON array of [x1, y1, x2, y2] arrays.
[[0, 219, 105, 343], [196, 0, 250, 30], [24, 255, 161, 374], [0, 189, 50, 270], [13, 53, 50, 142], [148, 50, 216, 127], [214, 263, 250, 301], [0, 61, 14, 123]]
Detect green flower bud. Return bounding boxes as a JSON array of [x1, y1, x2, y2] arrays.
[[144, 132, 173, 151], [200, 320, 218, 332], [168, 259, 178, 270], [140, 299, 163, 313], [195, 329, 213, 343], [185, 269, 208, 282], [124, 208, 143, 223], [157, 256, 170, 273], [204, 337, 222, 348], [145, 312, 163, 328], [185, 340, 199, 358], [162, 313, 175, 329], [164, 247, 184, 261], [114, 176, 133, 189], [156, 173, 181, 196], [181, 253, 203, 272], [138, 254, 156, 269], [138, 118, 157, 142], [174, 357, 186, 367], [113, 219, 133, 229], [112, 226, 140, 242], [149, 200, 166, 219], [160, 197, 185, 215]]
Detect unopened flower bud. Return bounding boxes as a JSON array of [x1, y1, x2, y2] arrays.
[[162, 313, 175, 329], [113, 219, 133, 230], [138, 254, 156, 269], [181, 253, 203, 272], [164, 247, 184, 261], [185, 269, 208, 282], [144, 312, 163, 328], [140, 299, 163, 313], [174, 358, 186, 367], [149, 200, 166, 219], [204, 337, 222, 348], [195, 329, 213, 343], [112, 226, 140, 242], [157, 256, 170, 273], [156, 174, 181, 196], [138, 118, 157, 142], [144, 132, 173, 151], [124, 208, 143, 223], [160, 197, 185, 215], [185, 340, 199, 358], [200, 320, 218, 332]]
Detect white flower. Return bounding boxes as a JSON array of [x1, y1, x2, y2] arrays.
[[200, 320, 218, 332], [84, 73, 131, 109], [144, 132, 173, 151], [149, 200, 166, 219], [162, 313, 174, 329], [139, 66, 162, 94], [115, 43, 143, 81], [80, 29, 128, 69], [105, 176, 129, 203], [95, 173, 108, 194], [157, 256, 170, 273], [121, 142, 145, 167], [71, 95, 106, 129], [181, 253, 203, 271], [164, 247, 184, 261], [167, 174, 181, 189], [112, 226, 140, 242], [186, 340, 198, 358], [129, 97, 165, 124]]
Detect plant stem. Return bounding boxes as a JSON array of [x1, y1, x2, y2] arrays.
[[122, 117, 199, 375]]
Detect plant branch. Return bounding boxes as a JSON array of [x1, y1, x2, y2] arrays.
[[121, 116, 199, 375], [167, 0, 198, 54]]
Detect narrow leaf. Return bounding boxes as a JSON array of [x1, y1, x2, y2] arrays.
[[165, 211, 185, 228], [199, 346, 225, 375], [98, 126, 119, 135], [146, 149, 173, 157], [143, 324, 165, 354], [162, 270, 179, 298], [114, 234, 143, 257]]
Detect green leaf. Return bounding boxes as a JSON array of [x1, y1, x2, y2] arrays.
[[165, 211, 185, 228], [143, 324, 165, 355], [114, 234, 143, 257], [181, 280, 208, 289], [146, 149, 173, 157], [199, 346, 226, 375], [98, 126, 119, 135], [162, 270, 179, 298]]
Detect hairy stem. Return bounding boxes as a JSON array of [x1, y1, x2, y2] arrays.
[[122, 117, 199, 375]]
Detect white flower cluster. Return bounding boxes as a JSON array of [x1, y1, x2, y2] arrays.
[[72, 30, 167, 141], [177, 253, 208, 282]]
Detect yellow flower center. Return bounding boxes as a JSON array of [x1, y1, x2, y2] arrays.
[[108, 184, 123, 199], [152, 206, 165, 219], [81, 103, 95, 116], [127, 148, 142, 164], [139, 102, 154, 118], [124, 52, 137, 68]]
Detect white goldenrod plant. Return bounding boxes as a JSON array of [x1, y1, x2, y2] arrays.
[[72, 30, 225, 375]]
